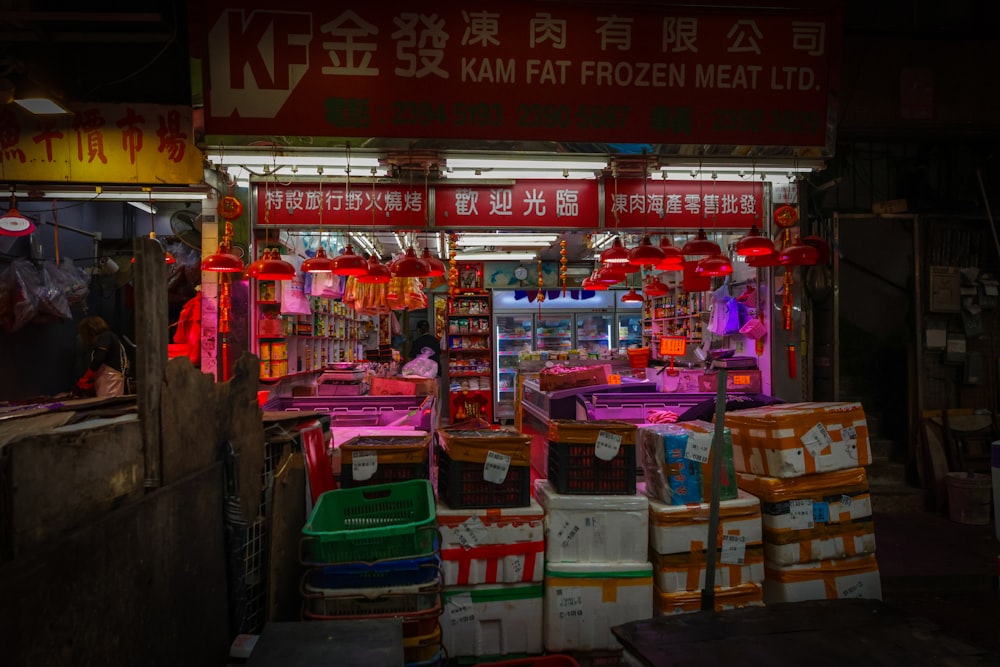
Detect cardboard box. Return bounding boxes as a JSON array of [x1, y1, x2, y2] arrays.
[[538, 365, 608, 392], [725, 402, 872, 478], [370, 376, 437, 396]]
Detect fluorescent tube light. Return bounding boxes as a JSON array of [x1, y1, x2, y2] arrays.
[[14, 98, 72, 115], [207, 151, 381, 169], [456, 235, 557, 247], [16, 188, 209, 201], [444, 170, 600, 180], [446, 158, 608, 171], [127, 201, 157, 215], [454, 251, 538, 261]]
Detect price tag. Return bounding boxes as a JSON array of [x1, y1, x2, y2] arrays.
[[801, 422, 834, 458], [483, 450, 511, 484], [721, 534, 747, 565], [455, 515, 489, 550], [812, 501, 830, 523], [684, 432, 711, 464], [840, 494, 853, 508], [842, 425, 857, 441], [555, 588, 585, 620], [352, 451, 378, 481], [594, 430, 622, 461], [789, 499, 814, 530], [607, 373, 622, 385], [447, 593, 477, 627]]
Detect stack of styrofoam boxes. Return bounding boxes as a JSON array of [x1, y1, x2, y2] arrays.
[[300, 479, 443, 667], [435, 428, 545, 662], [640, 422, 765, 614], [538, 420, 653, 658], [726, 402, 882, 603]]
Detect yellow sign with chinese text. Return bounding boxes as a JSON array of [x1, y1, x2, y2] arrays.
[[0, 104, 203, 184]]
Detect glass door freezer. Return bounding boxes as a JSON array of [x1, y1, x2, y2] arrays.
[[493, 313, 534, 422]]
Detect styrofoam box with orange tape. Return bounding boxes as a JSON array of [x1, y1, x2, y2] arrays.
[[647, 489, 762, 556], [436, 497, 545, 586], [651, 545, 764, 593], [654, 582, 764, 615], [725, 402, 872, 478], [737, 468, 876, 565], [763, 553, 882, 604], [442, 583, 543, 658], [544, 561, 653, 652], [535, 479, 648, 563]]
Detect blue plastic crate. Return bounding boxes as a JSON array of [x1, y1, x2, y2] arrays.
[[305, 552, 441, 589]]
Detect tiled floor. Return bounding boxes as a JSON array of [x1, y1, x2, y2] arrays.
[[875, 510, 1000, 656]]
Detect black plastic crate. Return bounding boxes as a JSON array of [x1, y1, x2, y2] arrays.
[[340, 460, 430, 488], [547, 440, 637, 495], [436, 445, 531, 509]]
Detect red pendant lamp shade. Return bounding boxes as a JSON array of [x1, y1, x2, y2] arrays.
[[594, 265, 626, 284], [300, 245, 333, 273], [627, 234, 666, 266], [248, 248, 296, 280], [695, 254, 734, 277], [600, 237, 631, 264], [801, 235, 832, 264], [747, 251, 782, 268], [779, 238, 820, 266], [0, 193, 35, 236], [644, 275, 669, 296], [620, 262, 640, 274], [202, 239, 244, 273], [621, 288, 643, 303], [357, 255, 392, 284], [420, 247, 447, 277], [392, 246, 431, 278], [657, 236, 684, 263], [735, 225, 775, 257], [331, 244, 369, 276], [581, 274, 608, 290], [681, 229, 721, 256]]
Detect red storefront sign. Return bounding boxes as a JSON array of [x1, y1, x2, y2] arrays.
[[193, 2, 840, 148], [435, 180, 599, 229], [603, 179, 764, 229], [258, 183, 427, 227]]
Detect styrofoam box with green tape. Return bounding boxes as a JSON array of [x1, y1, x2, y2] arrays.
[[441, 583, 543, 658]]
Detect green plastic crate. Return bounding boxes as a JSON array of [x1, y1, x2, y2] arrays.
[[302, 479, 437, 563]]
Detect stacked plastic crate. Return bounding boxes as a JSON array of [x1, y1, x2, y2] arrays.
[[300, 479, 443, 667], [640, 420, 765, 614], [725, 402, 882, 603], [536, 420, 653, 659], [639, 420, 765, 614], [435, 428, 545, 662]]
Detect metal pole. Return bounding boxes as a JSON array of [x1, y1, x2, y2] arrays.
[[701, 367, 727, 611]]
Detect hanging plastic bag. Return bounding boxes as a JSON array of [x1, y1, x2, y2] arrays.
[[36, 260, 72, 321], [401, 348, 438, 378], [0, 259, 41, 332], [278, 255, 311, 315], [707, 282, 741, 336]]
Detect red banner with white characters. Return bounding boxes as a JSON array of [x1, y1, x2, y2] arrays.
[[258, 183, 428, 227], [193, 1, 840, 147], [435, 180, 599, 229], [603, 179, 764, 229]]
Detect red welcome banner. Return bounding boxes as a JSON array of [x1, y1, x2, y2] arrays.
[[258, 183, 427, 227], [193, 1, 840, 147], [603, 179, 764, 229], [435, 180, 599, 229]]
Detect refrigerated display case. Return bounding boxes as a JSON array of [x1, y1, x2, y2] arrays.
[[494, 313, 534, 422], [535, 315, 574, 353], [575, 313, 613, 354], [617, 312, 644, 348]]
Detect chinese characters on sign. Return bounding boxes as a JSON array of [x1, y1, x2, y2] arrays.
[[0, 104, 202, 184], [199, 2, 839, 147]]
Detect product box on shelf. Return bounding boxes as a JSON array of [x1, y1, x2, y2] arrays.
[[763, 553, 882, 604], [650, 545, 764, 593], [547, 420, 637, 495], [653, 582, 764, 615], [338, 433, 431, 488], [534, 480, 649, 563], [647, 489, 762, 556], [736, 468, 876, 565], [543, 561, 653, 652], [437, 429, 532, 509], [436, 497, 545, 586], [725, 402, 872, 478], [441, 583, 544, 658]]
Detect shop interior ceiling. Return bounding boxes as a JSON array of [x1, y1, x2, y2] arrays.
[[0, 4, 818, 266]]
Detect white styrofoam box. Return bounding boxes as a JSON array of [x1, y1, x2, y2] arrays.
[[763, 553, 882, 604], [651, 546, 764, 593], [534, 479, 648, 563], [544, 561, 653, 652], [436, 497, 545, 586], [441, 583, 543, 658], [647, 489, 762, 556], [654, 582, 764, 615], [737, 468, 876, 565]]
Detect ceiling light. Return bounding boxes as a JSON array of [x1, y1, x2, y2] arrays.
[[247, 248, 296, 280], [127, 201, 157, 215], [356, 255, 392, 284], [331, 244, 369, 276], [620, 288, 643, 303], [455, 234, 558, 247], [201, 239, 244, 273], [420, 247, 447, 277], [443, 170, 600, 180], [778, 238, 820, 266], [600, 237, 631, 264], [15, 188, 209, 201], [14, 98, 72, 115], [446, 157, 608, 171], [454, 251, 538, 261], [695, 254, 734, 277], [681, 229, 721, 256], [627, 234, 666, 266], [0, 190, 35, 236], [735, 225, 775, 257], [301, 246, 333, 273], [207, 151, 381, 169], [392, 246, 430, 278]]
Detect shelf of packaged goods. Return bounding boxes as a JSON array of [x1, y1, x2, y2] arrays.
[[498, 387, 516, 393], [448, 371, 491, 378], [538, 334, 571, 337], [498, 368, 518, 374], [449, 348, 491, 353], [447, 331, 491, 336], [497, 336, 532, 341], [449, 311, 491, 317], [577, 336, 609, 341]]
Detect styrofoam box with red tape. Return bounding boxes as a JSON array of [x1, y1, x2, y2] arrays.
[[763, 553, 882, 604], [436, 497, 545, 586], [647, 489, 763, 556], [535, 479, 648, 563], [441, 583, 543, 658], [544, 561, 653, 652], [726, 401, 872, 478]]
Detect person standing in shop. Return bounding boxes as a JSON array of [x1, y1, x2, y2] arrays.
[[410, 319, 442, 376], [76, 315, 130, 397]]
